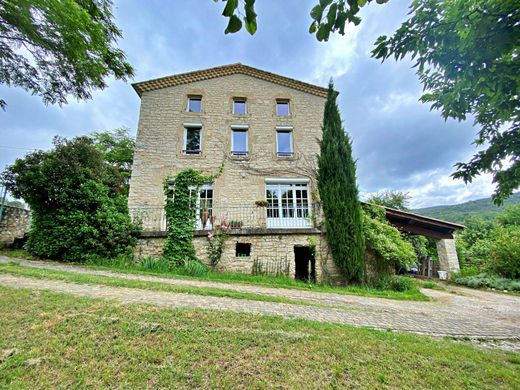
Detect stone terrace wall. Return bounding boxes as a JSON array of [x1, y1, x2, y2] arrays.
[[0, 206, 30, 248]]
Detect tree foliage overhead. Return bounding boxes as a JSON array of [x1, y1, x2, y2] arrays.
[[372, 0, 519, 205], [1, 136, 140, 262], [318, 80, 365, 283], [0, 0, 134, 109]]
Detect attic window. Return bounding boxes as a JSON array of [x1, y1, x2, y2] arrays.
[[233, 98, 247, 115], [276, 99, 290, 116], [188, 96, 202, 112], [236, 243, 251, 257]]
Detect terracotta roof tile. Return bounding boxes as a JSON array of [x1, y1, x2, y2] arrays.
[[132, 63, 329, 98]]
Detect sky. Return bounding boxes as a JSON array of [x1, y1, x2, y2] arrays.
[[0, 0, 495, 209]]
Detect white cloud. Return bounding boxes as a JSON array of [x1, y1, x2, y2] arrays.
[[310, 23, 360, 85]]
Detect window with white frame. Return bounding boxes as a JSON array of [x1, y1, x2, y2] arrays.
[[276, 127, 293, 157], [194, 183, 213, 230], [276, 99, 290, 116], [187, 96, 202, 113], [265, 181, 310, 228], [231, 125, 248, 156], [233, 98, 247, 114], [184, 124, 202, 154]]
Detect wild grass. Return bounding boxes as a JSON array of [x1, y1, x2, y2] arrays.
[[0, 286, 519, 389], [0, 249, 428, 301]]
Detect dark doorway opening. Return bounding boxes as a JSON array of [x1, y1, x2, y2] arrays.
[[294, 246, 316, 282]]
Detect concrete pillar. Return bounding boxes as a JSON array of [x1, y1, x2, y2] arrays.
[[435, 238, 460, 275]]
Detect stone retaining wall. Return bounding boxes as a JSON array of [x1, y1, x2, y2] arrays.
[[0, 206, 30, 248], [134, 230, 346, 284]]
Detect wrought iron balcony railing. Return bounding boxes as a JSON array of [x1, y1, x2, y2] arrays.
[[129, 204, 313, 232]]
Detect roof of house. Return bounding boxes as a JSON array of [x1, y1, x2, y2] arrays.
[[361, 202, 464, 240], [132, 63, 330, 98]]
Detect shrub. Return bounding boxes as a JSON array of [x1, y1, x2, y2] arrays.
[[370, 275, 415, 292], [362, 205, 416, 269], [181, 258, 208, 277], [453, 273, 520, 291], [2, 137, 140, 262], [139, 256, 170, 273], [488, 226, 520, 279]]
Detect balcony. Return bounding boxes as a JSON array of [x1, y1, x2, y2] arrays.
[[129, 204, 314, 233]]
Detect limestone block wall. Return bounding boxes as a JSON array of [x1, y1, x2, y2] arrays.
[[134, 231, 344, 284], [128, 73, 326, 213], [435, 238, 460, 275], [0, 206, 30, 248]]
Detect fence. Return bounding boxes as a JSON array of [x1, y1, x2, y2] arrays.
[[129, 204, 313, 232], [251, 255, 290, 277]]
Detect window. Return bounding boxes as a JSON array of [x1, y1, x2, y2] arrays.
[[187, 96, 202, 112], [196, 184, 213, 230], [184, 125, 201, 154], [276, 127, 293, 157], [276, 99, 290, 116], [236, 243, 251, 257], [265, 181, 310, 228], [231, 126, 248, 156], [233, 98, 247, 115]]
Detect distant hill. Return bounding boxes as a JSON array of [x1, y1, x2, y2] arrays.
[[414, 193, 520, 224]]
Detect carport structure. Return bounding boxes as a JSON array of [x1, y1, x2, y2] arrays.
[[362, 203, 464, 275]]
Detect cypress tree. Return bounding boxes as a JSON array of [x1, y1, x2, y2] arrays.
[[317, 80, 365, 283]]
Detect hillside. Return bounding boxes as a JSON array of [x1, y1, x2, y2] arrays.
[[414, 193, 520, 224]]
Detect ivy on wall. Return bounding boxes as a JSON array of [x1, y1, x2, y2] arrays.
[[163, 165, 224, 266]]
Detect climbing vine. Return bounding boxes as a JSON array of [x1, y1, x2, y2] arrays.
[[163, 165, 223, 266]]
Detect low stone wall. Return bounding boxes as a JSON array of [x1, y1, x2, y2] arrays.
[[134, 229, 343, 283], [0, 206, 30, 248]]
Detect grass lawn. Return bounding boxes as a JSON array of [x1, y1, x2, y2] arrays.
[[0, 286, 519, 389], [0, 249, 428, 301]]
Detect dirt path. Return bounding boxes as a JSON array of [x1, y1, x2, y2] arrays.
[[1, 256, 520, 339]]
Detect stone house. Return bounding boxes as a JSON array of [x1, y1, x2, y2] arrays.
[[128, 63, 462, 282]]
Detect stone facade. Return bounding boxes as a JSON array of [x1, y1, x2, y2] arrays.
[[128, 72, 326, 213], [0, 206, 30, 248], [128, 66, 339, 281]]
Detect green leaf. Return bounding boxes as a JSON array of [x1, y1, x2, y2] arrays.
[[358, 0, 367, 6], [244, 0, 257, 34], [319, 0, 333, 8], [375, 0, 388, 4], [316, 23, 331, 41], [310, 4, 323, 21], [225, 14, 242, 34], [222, 0, 238, 17], [244, 17, 257, 35], [309, 22, 318, 33], [327, 3, 338, 26]]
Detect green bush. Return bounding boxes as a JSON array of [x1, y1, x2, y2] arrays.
[[181, 259, 209, 277], [453, 273, 520, 291], [362, 205, 416, 269], [2, 137, 141, 262], [139, 256, 171, 273], [489, 226, 520, 279]]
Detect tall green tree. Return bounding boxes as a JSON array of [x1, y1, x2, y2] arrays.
[[318, 80, 365, 282], [90, 127, 135, 194], [216, 0, 519, 205], [0, 0, 133, 109]]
